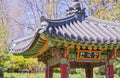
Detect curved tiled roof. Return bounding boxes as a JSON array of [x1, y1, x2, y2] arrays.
[[9, 34, 36, 54], [9, 14, 120, 55], [46, 16, 120, 44]]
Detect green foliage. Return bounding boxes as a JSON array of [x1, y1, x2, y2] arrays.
[[0, 54, 10, 77], [92, 0, 120, 22], [0, 25, 9, 54], [53, 68, 60, 73], [114, 58, 120, 77], [0, 54, 45, 77], [110, 1, 120, 22], [6, 55, 45, 73]]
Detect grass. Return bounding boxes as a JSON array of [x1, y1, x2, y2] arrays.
[[4, 72, 87, 78], [4, 70, 119, 78], [4, 72, 45, 78], [4, 68, 85, 78], [4, 72, 105, 78]]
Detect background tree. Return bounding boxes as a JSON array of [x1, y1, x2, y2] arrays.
[[87, 0, 120, 22], [0, 0, 9, 54]]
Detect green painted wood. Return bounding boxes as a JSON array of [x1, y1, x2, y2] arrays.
[[14, 33, 120, 59], [60, 58, 69, 64], [49, 36, 120, 50], [108, 60, 114, 65], [47, 56, 60, 66]]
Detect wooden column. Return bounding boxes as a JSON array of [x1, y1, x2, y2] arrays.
[[85, 64, 93, 78], [108, 65, 114, 78], [45, 66, 53, 78], [60, 58, 69, 78], [105, 60, 114, 78]]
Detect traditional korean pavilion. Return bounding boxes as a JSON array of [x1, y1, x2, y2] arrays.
[[9, 0, 120, 78]]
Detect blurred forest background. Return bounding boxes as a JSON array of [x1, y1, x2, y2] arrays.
[[0, 0, 120, 78]]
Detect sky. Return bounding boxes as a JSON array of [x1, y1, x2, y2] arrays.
[[6, 0, 115, 41], [6, 0, 92, 41]]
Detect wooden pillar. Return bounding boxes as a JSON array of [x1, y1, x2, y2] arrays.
[[60, 58, 69, 78], [105, 60, 114, 78], [108, 65, 114, 78], [85, 64, 93, 78], [45, 66, 53, 78]]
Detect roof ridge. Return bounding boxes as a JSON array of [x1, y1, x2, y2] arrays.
[[47, 15, 75, 22], [87, 16, 120, 26]]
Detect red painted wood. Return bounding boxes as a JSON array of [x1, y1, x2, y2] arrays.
[[105, 61, 114, 78], [45, 67, 53, 78], [45, 69, 48, 78], [85, 67, 93, 78], [61, 64, 69, 78], [108, 65, 114, 78]]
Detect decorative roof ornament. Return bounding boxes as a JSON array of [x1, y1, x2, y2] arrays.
[[66, 0, 83, 16], [72, 0, 81, 9], [66, 0, 85, 21], [40, 16, 49, 33]]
